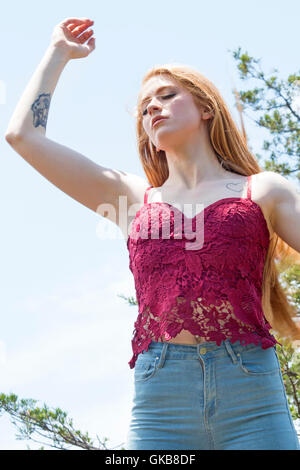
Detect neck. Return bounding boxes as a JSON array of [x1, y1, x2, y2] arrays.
[[162, 131, 229, 190]]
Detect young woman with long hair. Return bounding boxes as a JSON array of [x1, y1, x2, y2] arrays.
[[5, 17, 300, 450]]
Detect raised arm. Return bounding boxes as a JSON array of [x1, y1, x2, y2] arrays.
[[5, 17, 94, 139], [5, 17, 148, 231]]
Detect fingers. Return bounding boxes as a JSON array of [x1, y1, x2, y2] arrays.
[[59, 17, 96, 54], [70, 22, 94, 37], [63, 18, 95, 45], [61, 17, 92, 27], [67, 19, 93, 32], [77, 29, 94, 44]]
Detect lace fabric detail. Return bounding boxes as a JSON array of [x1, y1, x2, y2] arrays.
[[127, 175, 280, 369]]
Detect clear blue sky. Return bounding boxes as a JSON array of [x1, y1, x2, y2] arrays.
[[0, 0, 299, 449]]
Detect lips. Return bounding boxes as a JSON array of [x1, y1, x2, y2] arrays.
[[152, 116, 168, 128]]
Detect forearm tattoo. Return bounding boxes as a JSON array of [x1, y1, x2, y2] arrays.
[[31, 93, 51, 129]]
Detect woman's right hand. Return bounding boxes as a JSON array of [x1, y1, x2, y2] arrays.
[[50, 17, 96, 60]]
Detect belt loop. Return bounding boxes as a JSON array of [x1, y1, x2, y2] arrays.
[[224, 339, 239, 364], [157, 343, 168, 369]]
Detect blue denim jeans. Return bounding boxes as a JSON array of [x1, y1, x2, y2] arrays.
[[126, 340, 300, 450]]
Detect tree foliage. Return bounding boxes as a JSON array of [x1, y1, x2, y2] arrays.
[[0, 393, 112, 450], [230, 47, 300, 178]]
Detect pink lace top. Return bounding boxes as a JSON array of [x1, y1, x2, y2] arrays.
[[127, 175, 280, 369]]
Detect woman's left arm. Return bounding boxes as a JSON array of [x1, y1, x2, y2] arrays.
[[267, 171, 300, 253]]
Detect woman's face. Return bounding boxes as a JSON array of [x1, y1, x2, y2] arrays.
[[140, 74, 206, 152]]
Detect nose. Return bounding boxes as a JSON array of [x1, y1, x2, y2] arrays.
[[146, 97, 162, 115]]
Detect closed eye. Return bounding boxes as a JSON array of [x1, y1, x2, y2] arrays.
[[142, 93, 176, 116]]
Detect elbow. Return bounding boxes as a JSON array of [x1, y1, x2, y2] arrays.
[[5, 132, 22, 145]]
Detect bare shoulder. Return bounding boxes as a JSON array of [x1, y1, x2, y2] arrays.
[[258, 171, 300, 254], [253, 171, 299, 236], [251, 172, 278, 239], [256, 171, 299, 203]]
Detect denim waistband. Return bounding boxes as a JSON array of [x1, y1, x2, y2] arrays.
[[146, 339, 276, 367]]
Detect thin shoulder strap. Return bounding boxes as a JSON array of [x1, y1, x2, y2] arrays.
[[144, 186, 153, 204], [247, 175, 252, 199]]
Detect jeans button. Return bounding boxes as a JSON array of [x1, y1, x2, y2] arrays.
[[200, 347, 207, 354]]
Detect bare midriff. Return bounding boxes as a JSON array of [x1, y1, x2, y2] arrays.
[[157, 329, 208, 345]]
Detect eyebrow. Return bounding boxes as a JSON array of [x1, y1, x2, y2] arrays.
[[140, 86, 175, 106]]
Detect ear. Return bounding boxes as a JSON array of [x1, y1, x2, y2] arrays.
[[200, 104, 213, 120], [202, 110, 213, 120]]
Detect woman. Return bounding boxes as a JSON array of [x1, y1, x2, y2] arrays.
[[5, 17, 300, 450]]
